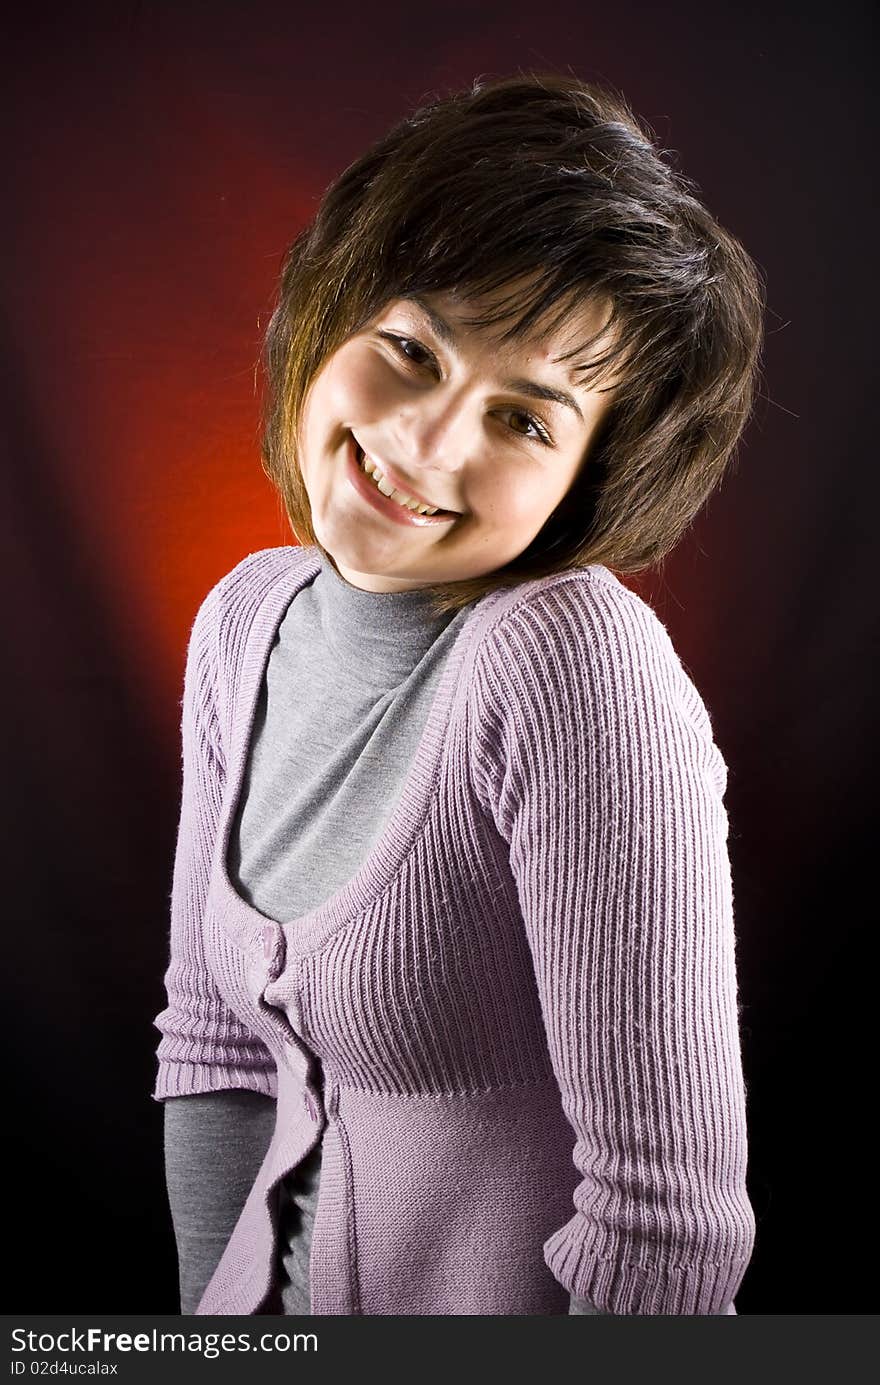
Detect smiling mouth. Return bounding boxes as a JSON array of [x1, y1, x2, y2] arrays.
[[353, 439, 458, 517]]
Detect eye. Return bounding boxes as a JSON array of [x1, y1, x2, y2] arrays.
[[377, 331, 554, 446], [378, 331, 436, 371], [503, 409, 553, 445]]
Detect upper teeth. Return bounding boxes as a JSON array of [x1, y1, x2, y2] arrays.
[[358, 448, 442, 514]]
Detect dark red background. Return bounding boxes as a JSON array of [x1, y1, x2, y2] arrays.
[[3, 1, 874, 1314]]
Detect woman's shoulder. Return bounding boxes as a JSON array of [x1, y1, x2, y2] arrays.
[[210, 544, 318, 610], [471, 564, 717, 746], [192, 544, 318, 633], [478, 563, 678, 666], [184, 545, 319, 700]]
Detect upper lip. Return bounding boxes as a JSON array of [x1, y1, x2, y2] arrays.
[[352, 434, 458, 514]]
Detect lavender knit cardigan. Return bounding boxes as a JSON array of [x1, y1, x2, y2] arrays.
[[151, 545, 755, 1315]]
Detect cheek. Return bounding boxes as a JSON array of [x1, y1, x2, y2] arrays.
[[298, 350, 364, 442], [477, 470, 554, 529], [323, 345, 390, 419]]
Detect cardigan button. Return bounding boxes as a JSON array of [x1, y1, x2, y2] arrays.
[[261, 924, 274, 960]]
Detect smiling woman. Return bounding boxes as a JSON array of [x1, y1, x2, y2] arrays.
[[155, 70, 763, 1318], [257, 71, 765, 616], [292, 279, 620, 592]]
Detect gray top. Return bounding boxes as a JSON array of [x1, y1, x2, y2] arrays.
[[162, 545, 604, 1315]]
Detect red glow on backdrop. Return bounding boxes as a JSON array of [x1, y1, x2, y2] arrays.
[[6, 31, 318, 704]]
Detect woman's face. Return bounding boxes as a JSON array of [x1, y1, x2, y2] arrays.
[[296, 285, 617, 592]]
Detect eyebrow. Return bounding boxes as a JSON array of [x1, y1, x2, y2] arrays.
[[400, 294, 586, 424]]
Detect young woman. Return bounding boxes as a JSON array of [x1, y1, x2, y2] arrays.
[[153, 71, 764, 1316]]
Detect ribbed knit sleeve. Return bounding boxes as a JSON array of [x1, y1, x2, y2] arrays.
[[151, 583, 277, 1101], [468, 576, 755, 1315]]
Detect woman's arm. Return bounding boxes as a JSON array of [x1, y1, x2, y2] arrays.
[[163, 1089, 276, 1314], [152, 582, 277, 1101], [568, 1294, 736, 1315], [468, 577, 754, 1315]]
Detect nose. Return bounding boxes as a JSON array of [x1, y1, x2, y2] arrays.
[[391, 389, 473, 475]]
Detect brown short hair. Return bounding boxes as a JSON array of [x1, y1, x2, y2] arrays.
[[258, 71, 766, 616]]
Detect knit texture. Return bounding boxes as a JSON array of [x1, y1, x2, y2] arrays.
[[161, 544, 610, 1314], [152, 544, 754, 1315]]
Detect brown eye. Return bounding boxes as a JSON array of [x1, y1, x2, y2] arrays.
[[504, 410, 553, 445], [378, 332, 435, 369]]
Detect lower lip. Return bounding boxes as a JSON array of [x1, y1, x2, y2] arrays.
[[344, 435, 458, 527]]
